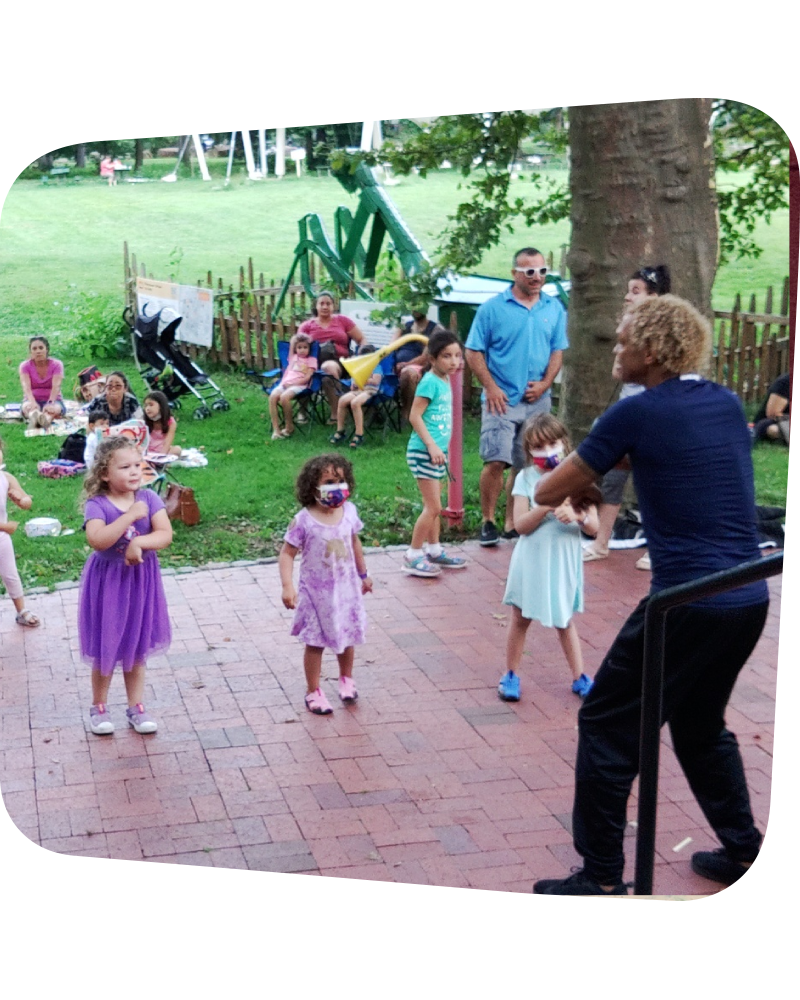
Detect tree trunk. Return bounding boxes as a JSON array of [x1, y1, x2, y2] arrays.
[[561, 99, 718, 442], [75, 144, 86, 168], [134, 138, 144, 172], [306, 129, 317, 169], [37, 153, 54, 171]]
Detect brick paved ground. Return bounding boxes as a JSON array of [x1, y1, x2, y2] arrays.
[[0, 541, 779, 896]]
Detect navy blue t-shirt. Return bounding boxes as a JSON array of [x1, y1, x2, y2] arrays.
[[578, 376, 768, 608]]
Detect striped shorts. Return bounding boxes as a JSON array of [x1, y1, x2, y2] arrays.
[[406, 448, 447, 481]]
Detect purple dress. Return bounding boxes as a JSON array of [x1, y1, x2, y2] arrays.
[[79, 490, 171, 675], [284, 502, 367, 653]]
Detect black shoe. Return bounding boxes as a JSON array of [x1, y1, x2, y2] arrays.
[[479, 521, 499, 546], [501, 528, 519, 540], [533, 868, 628, 896], [690, 849, 754, 886]]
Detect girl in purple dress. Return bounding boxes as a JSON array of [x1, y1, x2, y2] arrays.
[[278, 453, 373, 715], [79, 437, 173, 735]]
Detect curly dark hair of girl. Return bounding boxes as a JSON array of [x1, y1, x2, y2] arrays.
[[631, 264, 671, 296], [295, 453, 355, 507], [144, 390, 171, 432], [81, 436, 140, 505]]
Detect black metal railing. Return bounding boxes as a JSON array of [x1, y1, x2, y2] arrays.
[[634, 550, 784, 896]]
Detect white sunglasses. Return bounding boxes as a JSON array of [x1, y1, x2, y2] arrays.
[[514, 267, 548, 278]]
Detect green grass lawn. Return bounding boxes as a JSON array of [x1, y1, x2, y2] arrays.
[[0, 166, 790, 332], [0, 349, 487, 590], [0, 164, 789, 591]]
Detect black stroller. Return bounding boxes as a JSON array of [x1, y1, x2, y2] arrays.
[[127, 304, 230, 419]]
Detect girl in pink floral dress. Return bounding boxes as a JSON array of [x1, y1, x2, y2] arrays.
[[278, 453, 373, 715]]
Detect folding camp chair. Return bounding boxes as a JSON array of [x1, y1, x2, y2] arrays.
[[363, 356, 403, 438], [247, 340, 327, 429]]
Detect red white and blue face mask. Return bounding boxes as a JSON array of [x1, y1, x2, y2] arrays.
[[529, 444, 564, 472], [316, 482, 350, 508]]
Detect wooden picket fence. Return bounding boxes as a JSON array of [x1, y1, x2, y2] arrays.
[[124, 244, 790, 402], [711, 280, 791, 403], [123, 243, 375, 373]]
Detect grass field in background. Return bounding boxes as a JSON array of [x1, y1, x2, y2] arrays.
[[0, 166, 790, 331], [0, 165, 790, 591]]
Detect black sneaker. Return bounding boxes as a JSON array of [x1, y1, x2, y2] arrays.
[[691, 849, 754, 885], [533, 868, 628, 896], [479, 521, 499, 546], [501, 528, 519, 540]]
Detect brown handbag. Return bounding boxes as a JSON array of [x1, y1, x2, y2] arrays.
[[164, 482, 200, 526]]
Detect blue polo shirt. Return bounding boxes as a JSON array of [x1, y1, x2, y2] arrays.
[[465, 287, 568, 406]]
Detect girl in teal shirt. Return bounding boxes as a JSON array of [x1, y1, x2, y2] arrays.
[[403, 330, 468, 578]]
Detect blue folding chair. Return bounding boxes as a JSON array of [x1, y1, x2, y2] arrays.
[[363, 355, 403, 438], [247, 340, 326, 428]]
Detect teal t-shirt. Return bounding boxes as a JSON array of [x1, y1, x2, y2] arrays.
[[407, 370, 452, 452]]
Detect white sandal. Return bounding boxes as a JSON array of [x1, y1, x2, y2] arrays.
[[16, 610, 40, 628]]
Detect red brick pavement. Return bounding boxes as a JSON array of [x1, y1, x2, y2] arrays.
[[0, 542, 780, 896]]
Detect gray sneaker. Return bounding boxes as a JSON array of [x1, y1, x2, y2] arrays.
[[427, 550, 467, 569]]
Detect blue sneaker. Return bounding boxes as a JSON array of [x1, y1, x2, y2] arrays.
[[571, 674, 593, 698], [498, 670, 521, 702], [426, 549, 467, 569], [402, 554, 441, 578]]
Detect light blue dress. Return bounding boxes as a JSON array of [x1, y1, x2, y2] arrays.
[[502, 465, 584, 628]]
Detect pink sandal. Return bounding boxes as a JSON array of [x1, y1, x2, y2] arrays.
[[305, 688, 333, 715], [338, 676, 358, 703]]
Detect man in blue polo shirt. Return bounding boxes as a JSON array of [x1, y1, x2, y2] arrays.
[[530, 294, 769, 896], [465, 247, 568, 547]]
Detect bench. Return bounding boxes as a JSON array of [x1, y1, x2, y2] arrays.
[[41, 166, 71, 184]]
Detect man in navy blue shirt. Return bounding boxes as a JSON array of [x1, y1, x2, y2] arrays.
[[531, 294, 769, 895]]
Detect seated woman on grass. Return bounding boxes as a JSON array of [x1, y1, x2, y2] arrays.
[[19, 336, 66, 429], [85, 371, 141, 427]]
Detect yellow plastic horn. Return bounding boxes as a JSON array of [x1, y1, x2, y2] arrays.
[[340, 333, 428, 389]]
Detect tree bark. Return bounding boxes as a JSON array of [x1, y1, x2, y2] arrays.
[[75, 144, 86, 168], [561, 99, 718, 442], [134, 139, 144, 172]]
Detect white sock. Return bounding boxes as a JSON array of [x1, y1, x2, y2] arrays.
[[426, 543, 443, 558], [407, 547, 424, 561]]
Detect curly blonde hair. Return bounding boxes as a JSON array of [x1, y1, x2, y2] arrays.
[[81, 436, 141, 505], [624, 294, 712, 375]]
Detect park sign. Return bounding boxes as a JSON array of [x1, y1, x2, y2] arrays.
[[136, 277, 214, 349]]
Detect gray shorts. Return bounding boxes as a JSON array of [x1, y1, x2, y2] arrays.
[[479, 394, 552, 469], [600, 466, 630, 505]]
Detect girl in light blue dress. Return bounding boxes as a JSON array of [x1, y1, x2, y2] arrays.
[[497, 413, 599, 703]]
